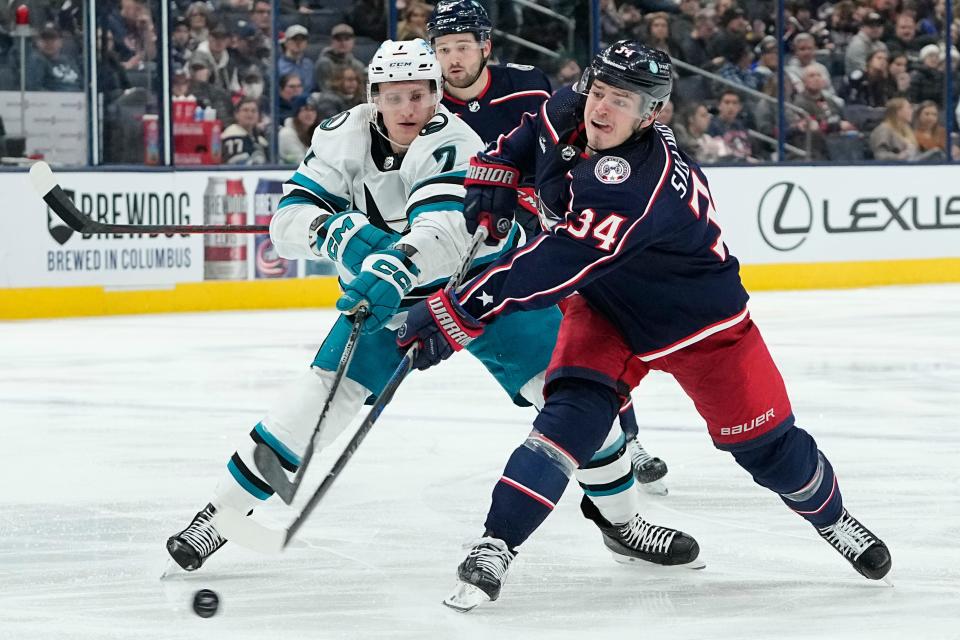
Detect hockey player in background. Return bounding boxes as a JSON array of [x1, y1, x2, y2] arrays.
[[429, 0, 670, 494], [166, 39, 699, 576], [396, 41, 892, 611]]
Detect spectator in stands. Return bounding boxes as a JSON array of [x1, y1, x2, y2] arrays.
[[656, 99, 675, 126], [231, 21, 269, 78], [279, 94, 319, 164], [278, 72, 305, 126], [398, 2, 433, 41], [888, 52, 912, 95], [187, 57, 233, 125], [913, 100, 948, 156], [239, 65, 267, 108], [786, 32, 832, 94], [617, 3, 646, 41], [919, 0, 946, 36], [709, 7, 749, 60], [97, 27, 130, 99], [885, 13, 937, 59], [868, 96, 943, 161], [221, 96, 267, 164], [845, 11, 887, 74], [794, 65, 854, 135], [871, 0, 899, 39], [910, 44, 945, 105], [27, 23, 81, 91], [104, 0, 147, 65], [250, 1, 273, 44], [643, 12, 675, 57], [676, 102, 730, 163], [680, 9, 722, 71], [314, 24, 367, 96], [325, 65, 365, 109], [826, 0, 859, 51], [185, 1, 211, 50], [670, 0, 700, 51], [551, 57, 582, 89], [843, 48, 897, 107], [193, 21, 240, 95], [599, 0, 626, 47], [717, 38, 762, 91], [708, 90, 754, 161], [348, 0, 388, 41], [753, 35, 778, 83], [171, 17, 191, 70], [278, 24, 315, 95]]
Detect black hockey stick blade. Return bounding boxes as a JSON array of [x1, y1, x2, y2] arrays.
[[253, 308, 367, 505], [29, 161, 269, 235]]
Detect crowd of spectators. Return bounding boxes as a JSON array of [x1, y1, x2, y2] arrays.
[[2, 0, 959, 164], [595, 0, 960, 162]]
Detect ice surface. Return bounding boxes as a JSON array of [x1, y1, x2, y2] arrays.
[[1, 285, 958, 640]]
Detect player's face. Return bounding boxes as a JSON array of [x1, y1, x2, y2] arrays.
[[376, 80, 437, 146], [434, 34, 489, 88], [583, 79, 650, 151]]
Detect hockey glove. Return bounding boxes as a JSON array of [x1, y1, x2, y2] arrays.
[[311, 211, 399, 276], [464, 154, 519, 246], [337, 249, 420, 333], [396, 289, 483, 370]]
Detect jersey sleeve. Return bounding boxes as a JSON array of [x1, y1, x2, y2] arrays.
[[397, 113, 485, 287], [456, 158, 675, 322], [269, 110, 361, 260], [483, 105, 541, 177]]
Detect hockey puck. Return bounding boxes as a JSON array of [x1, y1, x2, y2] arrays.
[[192, 589, 219, 618]]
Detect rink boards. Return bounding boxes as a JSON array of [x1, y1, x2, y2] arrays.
[[1, 164, 959, 319]]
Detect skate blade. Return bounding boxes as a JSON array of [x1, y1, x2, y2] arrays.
[[610, 551, 706, 570], [442, 581, 491, 613], [639, 479, 668, 496], [159, 558, 182, 580]]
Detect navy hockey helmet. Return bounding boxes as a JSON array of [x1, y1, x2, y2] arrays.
[[427, 0, 493, 42], [575, 40, 673, 121]]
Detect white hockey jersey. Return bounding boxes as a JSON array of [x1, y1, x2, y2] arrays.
[[270, 103, 523, 301]]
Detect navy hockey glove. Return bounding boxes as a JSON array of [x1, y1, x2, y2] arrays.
[[337, 249, 420, 333], [396, 289, 483, 370], [311, 211, 398, 276], [464, 155, 519, 246]]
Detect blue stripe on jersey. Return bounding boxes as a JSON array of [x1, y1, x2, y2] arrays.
[[278, 195, 321, 210], [253, 422, 302, 467], [227, 459, 272, 500], [581, 474, 635, 497], [407, 200, 464, 222], [591, 432, 626, 462], [290, 172, 351, 209], [409, 169, 467, 194]]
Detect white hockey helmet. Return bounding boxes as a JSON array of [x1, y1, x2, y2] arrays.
[[366, 38, 444, 106]]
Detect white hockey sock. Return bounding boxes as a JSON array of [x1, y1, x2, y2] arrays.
[[574, 424, 638, 525], [214, 367, 370, 514]]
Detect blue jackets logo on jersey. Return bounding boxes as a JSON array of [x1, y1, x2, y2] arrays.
[[594, 156, 631, 184]]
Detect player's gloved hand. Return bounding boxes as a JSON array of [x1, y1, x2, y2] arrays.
[[396, 289, 484, 370], [336, 249, 420, 333], [311, 211, 398, 276], [464, 154, 519, 246]]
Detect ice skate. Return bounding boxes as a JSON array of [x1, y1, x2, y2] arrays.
[[629, 438, 668, 496], [166, 503, 227, 572], [443, 537, 516, 612], [817, 508, 891, 580], [581, 496, 703, 568]]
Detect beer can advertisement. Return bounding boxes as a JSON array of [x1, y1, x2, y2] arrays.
[[204, 177, 249, 280], [254, 179, 296, 278]]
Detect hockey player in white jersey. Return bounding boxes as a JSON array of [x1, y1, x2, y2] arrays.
[[166, 39, 699, 578]]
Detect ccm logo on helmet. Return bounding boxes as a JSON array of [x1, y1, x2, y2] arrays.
[[428, 297, 474, 347]]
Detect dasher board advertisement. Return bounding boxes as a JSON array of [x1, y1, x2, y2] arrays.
[[704, 164, 960, 265], [0, 170, 288, 289]]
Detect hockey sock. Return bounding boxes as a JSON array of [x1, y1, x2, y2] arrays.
[[732, 426, 843, 527], [575, 426, 637, 524], [214, 368, 369, 514], [484, 379, 621, 549], [618, 400, 639, 440]]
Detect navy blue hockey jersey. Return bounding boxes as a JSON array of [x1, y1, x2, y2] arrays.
[[441, 64, 552, 144], [456, 86, 750, 359]]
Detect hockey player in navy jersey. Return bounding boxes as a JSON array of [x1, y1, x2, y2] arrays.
[[428, 0, 671, 495], [397, 41, 892, 610], [165, 39, 698, 577]]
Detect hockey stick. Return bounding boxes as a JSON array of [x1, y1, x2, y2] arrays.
[[216, 227, 489, 553], [252, 307, 367, 504], [29, 161, 269, 235]]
